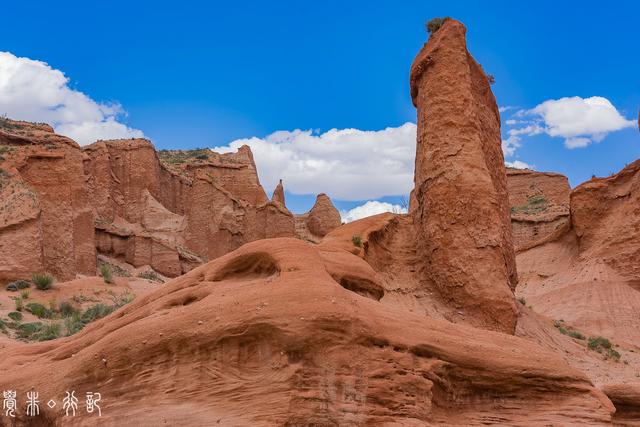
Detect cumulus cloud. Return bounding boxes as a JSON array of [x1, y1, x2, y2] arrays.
[[340, 200, 407, 223], [504, 96, 634, 150], [505, 160, 530, 169], [212, 123, 416, 201], [0, 51, 143, 145]]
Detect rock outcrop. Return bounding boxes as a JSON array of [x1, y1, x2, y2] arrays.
[[507, 167, 571, 251], [295, 193, 342, 242], [516, 161, 640, 348], [0, 124, 303, 282], [0, 121, 96, 282], [85, 139, 296, 275], [0, 238, 615, 425], [409, 19, 518, 333], [271, 179, 285, 206]]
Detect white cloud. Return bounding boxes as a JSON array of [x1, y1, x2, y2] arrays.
[[0, 51, 143, 145], [340, 200, 407, 223], [502, 135, 521, 157], [564, 137, 591, 149], [505, 160, 530, 169], [212, 123, 416, 201], [529, 96, 634, 149]]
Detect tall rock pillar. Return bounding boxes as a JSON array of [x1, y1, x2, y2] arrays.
[[410, 19, 518, 333]]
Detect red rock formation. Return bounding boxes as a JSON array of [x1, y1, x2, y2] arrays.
[[0, 238, 615, 425], [84, 139, 295, 275], [507, 167, 571, 251], [0, 120, 96, 282], [295, 193, 342, 242], [271, 179, 285, 205], [410, 19, 518, 333], [0, 126, 302, 282], [516, 162, 640, 379]]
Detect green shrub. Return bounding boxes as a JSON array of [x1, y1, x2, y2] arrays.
[[553, 320, 585, 340], [58, 301, 78, 318], [33, 322, 61, 341], [6, 279, 30, 291], [567, 330, 586, 340], [137, 270, 161, 282], [588, 336, 612, 350], [32, 273, 54, 290], [511, 195, 549, 215], [100, 263, 113, 284], [14, 297, 23, 312], [8, 311, 22, 321], [64, 312, 84, 336], [351, 235, 362, 247], [25, 302, 53, 319], [20, 290, 30, 299], [111, 292, 135, 308], [81, 304, 116, 324], [16, 322, 44, 339], [588, 336, 620, 360], [426, 17, 450, 35]]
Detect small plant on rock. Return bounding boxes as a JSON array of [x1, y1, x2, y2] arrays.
[[426, 17, 450, 35], [25, 302, 53, 319], [137, 270, 162, 283], [32, 272, 54, 290], [100, 263, 114, 284], [58, 301, 78, 318], [5, 279, 30, 292], [588, 336, 621, 361], [351, 235, 362, 247], [8, 311, 22, 321]]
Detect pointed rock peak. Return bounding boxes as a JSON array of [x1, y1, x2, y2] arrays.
[[410, 19, 517, 334], [305, 193, 341, 237], [271, 179, 286, 206]]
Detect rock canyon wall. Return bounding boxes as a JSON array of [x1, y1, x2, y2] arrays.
[[0, 121, 341, 282]]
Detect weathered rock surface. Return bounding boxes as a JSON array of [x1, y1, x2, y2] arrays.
[[410, 19, 518, 333], [507, 167, 571, 251], [85, 139, 296, 275], [0, 124, 303, 282], [0, 238, 615, 425], [0, 121, 96, 282], [271, 179, 285, 206], [517, 160, 640, 345], [295, 193, 342, 242]]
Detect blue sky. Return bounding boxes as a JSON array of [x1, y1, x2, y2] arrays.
[[1, 1, 639, 215]]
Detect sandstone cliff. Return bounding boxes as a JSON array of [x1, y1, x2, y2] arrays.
[[507, 167, 571, 251], [85, 139, 296, 276], [410, 19, 518, 333], [0, 122, 345, 282], [0, 120, 95, 282]]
